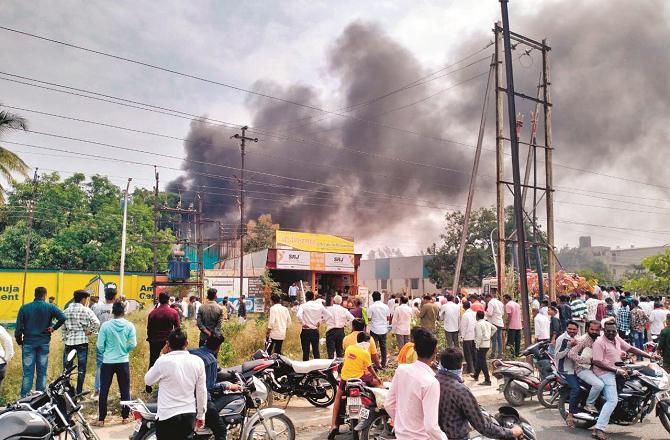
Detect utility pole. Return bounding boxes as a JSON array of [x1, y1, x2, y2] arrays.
[[494, 22, 506, 296], [152, 168, 159, 293], [542, 38, 556, 300], [119, 178, 132, 296], [500, 0, 532, 348], [21, 168, 39, 305], [231, 126, 258, 298], [452, 55, 495, 295]]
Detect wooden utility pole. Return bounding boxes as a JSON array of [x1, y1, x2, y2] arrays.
[[452, 55, 495, 295], [232, 126, 258, 298], [500, 0, 532, 348], [494, 23, 506, 296], [21, 168, 38, 305], [542, 39, 556, 300]]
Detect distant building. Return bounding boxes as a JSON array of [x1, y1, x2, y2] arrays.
[[579, 236, 670, 280], [359, 255, 438, 297]]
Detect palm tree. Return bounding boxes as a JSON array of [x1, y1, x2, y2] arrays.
[[0, 108, 29, 203]]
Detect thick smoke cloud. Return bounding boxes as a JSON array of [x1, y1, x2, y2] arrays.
[[171, 0, 670, 248]]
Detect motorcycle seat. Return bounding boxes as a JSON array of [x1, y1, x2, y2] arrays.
[[217, 359, 268, 382], [290, 359, 333, 374]]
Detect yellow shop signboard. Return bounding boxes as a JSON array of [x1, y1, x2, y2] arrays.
[[275, 230, 354, 254], [0, 270, 155, 323]]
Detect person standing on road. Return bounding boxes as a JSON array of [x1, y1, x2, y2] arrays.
[[419, 294, 440, 333], [590, 320, 659, 440], [267, 294, 291, 355], [549, 306, 562, 346], [386, 327, 446, 440], [558, 295, 573, 332], [146, 292, 181, 393], [534, 308, 551, 343], [15, 286, 66, 397], [197, 289, 224, 347], [460, 301, 477, 375], [325, 294, 354, 358], [145, 329, 207, 440], [238, 295, 247, 323], [367, 291, 390, 368], [657, 313, 670, 374], [94, 302, 137, 427], [0, 323, 14, 389], [439, 294, 461, 349], [615, 297, 631, 340], [650, 302, 668, 339], [555, 321, 580, 427], [485, 293, 505, 358], [630, 299, 649, 360], [62, 289, 100, 395], [91, 286, 117, 398], [437, 348, 522, 439], [392, 296, 413, 349], [570, 293, 588, 334], [297, 291, 332, 361], [288, 282, 299, 304], [503, 294, 522, 357], [473, 311, 495, 386]]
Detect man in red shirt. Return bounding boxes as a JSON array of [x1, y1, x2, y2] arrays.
[[146, 292, 181, 393]]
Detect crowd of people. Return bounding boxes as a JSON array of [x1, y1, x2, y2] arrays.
[[2, 283, 670, 440]]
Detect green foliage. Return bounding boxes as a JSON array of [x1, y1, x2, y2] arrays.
[[0, 108, 30, 204], [623, 249, 670, 295], [426, 206, 547, 288], [556, 245, 612, 280], [0, 172, 174, 271], [244, 213, 279, 254]]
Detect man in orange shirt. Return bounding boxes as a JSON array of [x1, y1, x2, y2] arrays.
[[470, 294, 485, 313]]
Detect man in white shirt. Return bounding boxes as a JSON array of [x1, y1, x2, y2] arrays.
[[144, 329, 207, 440], [367, 291, 390, 368], [640, 296, 654, 318], [386, 327, 446, 440], [325, 295, 354, 358], [460, 301, 477, 375], [485, 293, 505, 358], [534, 311, 551, 342], [650, 302, 668, 338], [439, 294, 461, 348], [392, 296, 414, 348], [0, 324, 14, 388], [585, 293, 601, 322], [267, 294, 291, 355], [387, 295, 397, 322], [297, 291, 332, 361], [531, 295, 540, 315], [288, 282, 299, 304]]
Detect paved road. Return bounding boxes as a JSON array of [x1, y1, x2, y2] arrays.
[[95, 391, 668, 439], [295, 398, 668, 440]]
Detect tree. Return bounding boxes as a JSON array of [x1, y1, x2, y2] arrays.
[[623, 249, 670, 295], [0, 109, 29, 203], [426, 206, 547, 289], [556, 245, 611, 280], [244, 214, 279, 253], [0, 172, 174, 271]]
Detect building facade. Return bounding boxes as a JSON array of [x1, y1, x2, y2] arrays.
[[358, 255, 438, 297]]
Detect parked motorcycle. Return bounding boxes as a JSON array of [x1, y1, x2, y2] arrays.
[[492, 340, 554, 406], [557, 361, 670, 434], [0, 350, 99, 440], [349, 380, 392, 440], [255, 354, 341, 408], [124, 374, 295, 440]]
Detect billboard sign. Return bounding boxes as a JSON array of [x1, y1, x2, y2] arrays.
[[325, 253, 355, 272], [276, 250, 311, 270], [276, 230, 354, 254]]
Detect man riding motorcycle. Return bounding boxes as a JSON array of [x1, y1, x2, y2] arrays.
[[589, 319, 660, 440], [554, 321, 580, 427], [190, 334, 243, 440], [437, 347, 523, 440], [568, 320, 604, 416]]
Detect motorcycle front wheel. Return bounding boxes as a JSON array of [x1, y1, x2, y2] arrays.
[[660, 410, 670, 434], [361, 412, 393, 440], [537, 376, 560, 409], [503, 381, 527, 407], [247, 413, 295, 440], [305, 374, 337, 408]]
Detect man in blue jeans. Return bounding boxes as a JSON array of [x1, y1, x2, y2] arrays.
[[15, 286, 66, 397], [554, 321, 580, 427], [590, 320, 659, 440], [62, 289, 100, 394]]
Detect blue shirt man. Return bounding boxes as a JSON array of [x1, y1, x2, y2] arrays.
[[189, 335, 241, 440], [15, 286, 66, 397]]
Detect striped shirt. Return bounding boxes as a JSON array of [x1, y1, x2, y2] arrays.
[[570, 299, 587, 322], [63, 303, 100, 346]]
